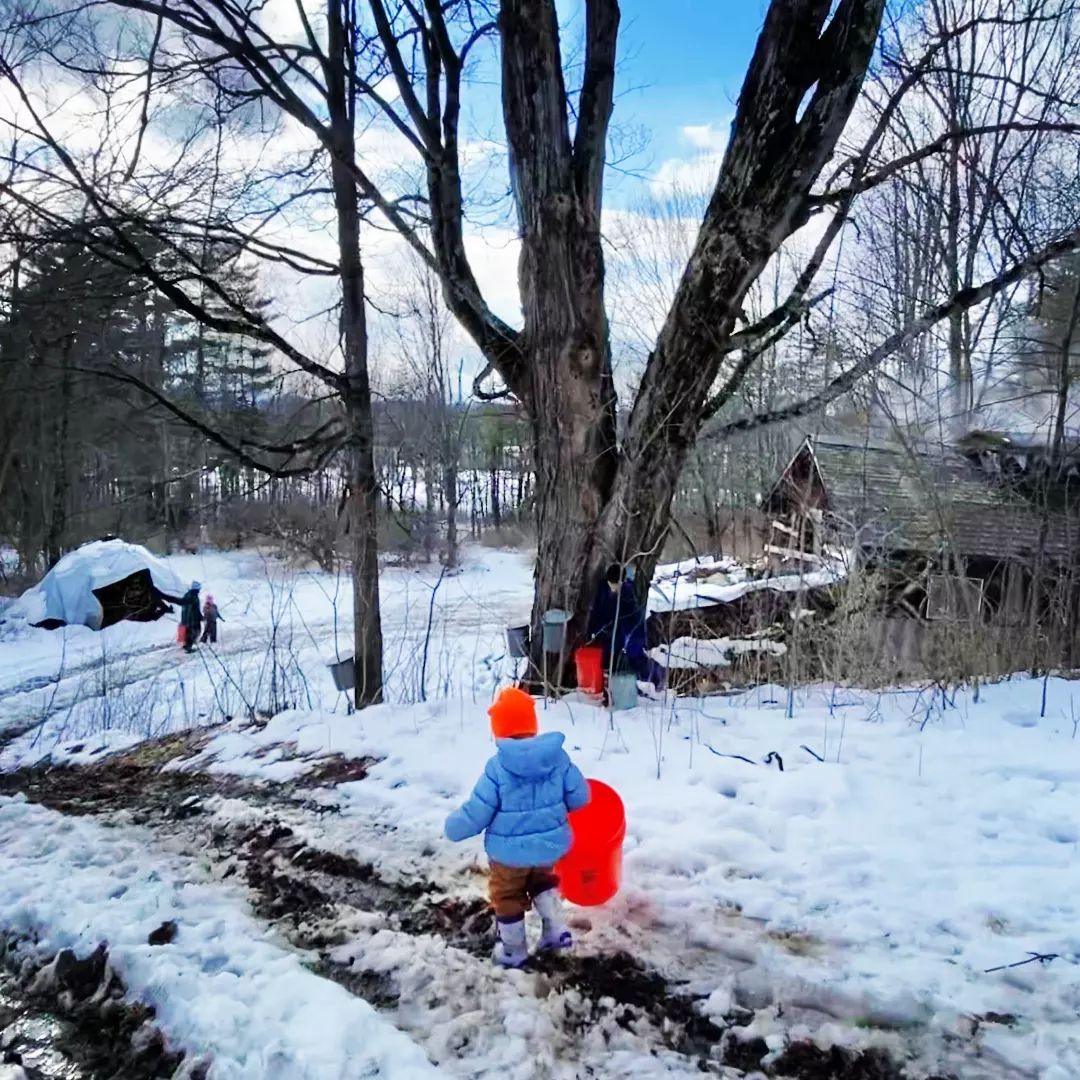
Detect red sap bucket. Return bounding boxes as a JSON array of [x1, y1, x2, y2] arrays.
[[556, 779, 626, 907], [177, 625, 187, 647], [574, 646, 604, 695]]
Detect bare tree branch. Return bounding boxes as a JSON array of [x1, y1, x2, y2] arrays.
[[703, 287, 835, 421], [0, 60, 346, 390], [709, 227, 1080, 439], [813, 122, 1080, 207], [72, 365, 346, 477], [572, 0, 619, 214]]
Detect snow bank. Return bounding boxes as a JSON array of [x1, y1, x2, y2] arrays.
[[652, 635, 787, 670], [648, 559, 847, 613], [179, 679, 1080, 1077], [0, 796, 441, 1079]]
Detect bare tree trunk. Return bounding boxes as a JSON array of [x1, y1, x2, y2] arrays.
[[489, 458, 501, 530], [444, 457, 459, 568], [497, 0, 886, 679], [498, 0, 619, 670], [1053, 280, 1080, 460], [328, 0, 383, 705], [45, 339, 73, 568], [422, 457, 436, 563]]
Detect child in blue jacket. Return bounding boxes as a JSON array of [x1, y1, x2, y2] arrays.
[[445, 687, 590, 968]]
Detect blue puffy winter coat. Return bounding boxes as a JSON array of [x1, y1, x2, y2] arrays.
[[445, 732, 591, 868]]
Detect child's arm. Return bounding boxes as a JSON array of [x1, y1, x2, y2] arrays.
[[563, 763, 590, 812], [445, 763, 499, 842]]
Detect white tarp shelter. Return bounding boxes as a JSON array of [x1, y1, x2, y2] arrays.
[[17, 539, 186, 630]]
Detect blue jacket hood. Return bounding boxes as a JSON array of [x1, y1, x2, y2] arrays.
[[495, 732, 566, 779], [444, 731, 591, 868]]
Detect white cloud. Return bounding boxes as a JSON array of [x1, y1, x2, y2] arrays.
[[463, 227, 521, 324], [681, 123, 729, 153], [648, 120, 730, 200]]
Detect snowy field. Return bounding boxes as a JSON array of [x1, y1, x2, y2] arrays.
[[0, 548, 534, 762], [1, 548, 1079, 1079]]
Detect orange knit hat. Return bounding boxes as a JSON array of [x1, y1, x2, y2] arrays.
[[488, 687, 539, 740]]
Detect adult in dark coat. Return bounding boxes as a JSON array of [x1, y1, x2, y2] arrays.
[[587, 564, 666, 688], [179, 582, 202, 653]]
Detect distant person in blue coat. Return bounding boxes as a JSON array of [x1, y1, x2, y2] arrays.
[[445, 687, 590, 968], [588, 563, 667, 690]]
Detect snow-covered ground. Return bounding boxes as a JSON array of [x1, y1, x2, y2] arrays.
[[0, 796, 441, 1080], [1, 547, 1079, 1078], [0, 548, 533, 765], [167, 679, 1080, 1079]]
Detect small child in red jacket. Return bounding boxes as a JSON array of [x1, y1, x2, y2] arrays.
[[200, 594, 222, 644]]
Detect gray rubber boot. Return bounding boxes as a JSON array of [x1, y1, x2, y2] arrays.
[[534, 889, 572, 951], [494, 918, 528, 968]]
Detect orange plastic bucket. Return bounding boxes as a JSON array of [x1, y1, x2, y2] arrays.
[[556, 779, 626, 906], [574, 646, 604, 694]]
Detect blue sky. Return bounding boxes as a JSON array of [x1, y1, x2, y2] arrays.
[[455, 2, 768, 213], [604, 1, 769, 204]]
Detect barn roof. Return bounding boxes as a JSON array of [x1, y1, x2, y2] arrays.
[[774, 433, 1079, 562]]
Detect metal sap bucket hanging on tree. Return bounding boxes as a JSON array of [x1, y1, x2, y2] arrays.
[[609, 671, 639, 710], [506, 625, 530, 658], [329, 657, 356, 692], [541, 609, 570, 652]]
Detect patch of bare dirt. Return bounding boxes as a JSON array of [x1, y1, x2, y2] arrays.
[[535, 949, 732, 1065], [722, 1036, 956, 1080], [299, 755, 377, 787], [0, 728, 276, 825], [0, 761, 225, 822], [0, 938, 192, 1080]]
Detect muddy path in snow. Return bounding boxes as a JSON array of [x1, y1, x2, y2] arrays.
[[0, 965, 87, 1080], [0, 937, 196, 1080], [0, 741, 951, 1080]]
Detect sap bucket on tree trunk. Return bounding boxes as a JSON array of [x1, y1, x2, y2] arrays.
[[506, 625, 530, 659], [541, 609, 570, 653], [574, 645, 604, 695], [556, 779, 626, 907], [609, 671, 638, 711], [329, 657, 356, 692]]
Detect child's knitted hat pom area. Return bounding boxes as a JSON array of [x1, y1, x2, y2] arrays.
[[488, 687, 539, 740]]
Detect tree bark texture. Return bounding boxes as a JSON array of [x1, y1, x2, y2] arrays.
[[498, 0, 619, 669], [328, 0, 383, 705]]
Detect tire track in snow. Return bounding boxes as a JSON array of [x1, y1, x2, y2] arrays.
[[0, 623, 331, 758]]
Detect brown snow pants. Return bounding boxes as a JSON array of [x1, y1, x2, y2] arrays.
[[488, 862, 559, 922]]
